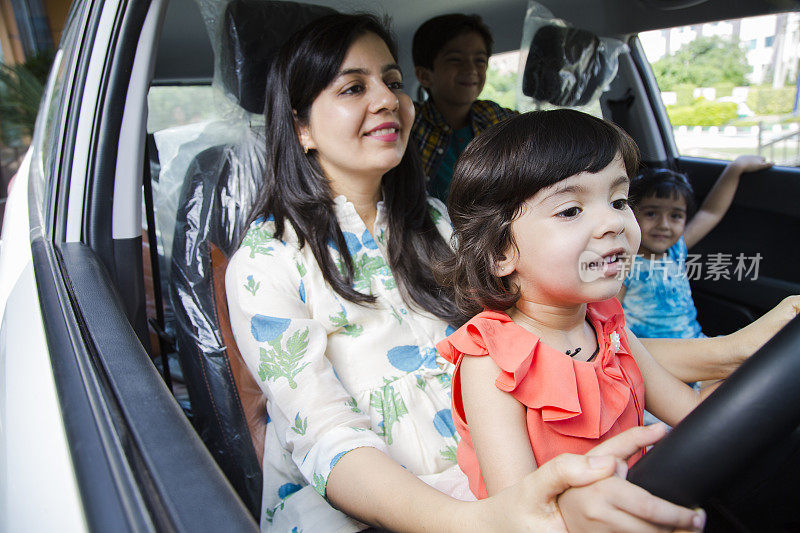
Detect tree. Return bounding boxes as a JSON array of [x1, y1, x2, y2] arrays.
[[480, 67, 518, 109], [652, 36, 751, 90], [0, 50, 55, 147]]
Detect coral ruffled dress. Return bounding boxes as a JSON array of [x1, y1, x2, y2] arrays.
[[437, 298, 645, 499]]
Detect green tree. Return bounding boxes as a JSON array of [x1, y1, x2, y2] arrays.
[[652, 36, 750, 90], [480, 67, 518, 109], [0, 51, 55, 147]]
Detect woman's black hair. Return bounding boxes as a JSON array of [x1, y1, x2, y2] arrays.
[[630, 168, 696, 216], [443, 109, 640, 321], [246, 13, 459, 325]]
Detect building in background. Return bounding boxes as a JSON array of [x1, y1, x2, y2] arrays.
[[0, 0, 70, 65], [1, 0, 70, 219], [639, 13, 800, 87]]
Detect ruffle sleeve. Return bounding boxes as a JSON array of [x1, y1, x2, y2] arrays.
[[439, 301, 643, 441]]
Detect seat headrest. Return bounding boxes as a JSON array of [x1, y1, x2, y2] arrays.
[[522, 24, 607, 107], [219, 0, 337, 114]]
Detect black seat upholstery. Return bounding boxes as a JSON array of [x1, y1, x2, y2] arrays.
[[522, 24, 608, 107], [169, 0, 336, 518]]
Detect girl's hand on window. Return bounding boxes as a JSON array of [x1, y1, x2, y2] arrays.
[[732, 154, 772, 174]]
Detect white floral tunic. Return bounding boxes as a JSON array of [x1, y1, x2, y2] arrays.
[[226, 196, 470, 532]]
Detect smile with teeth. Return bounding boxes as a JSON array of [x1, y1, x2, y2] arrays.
[[583, 253, 620, 270], [366, 127, 398, 136]]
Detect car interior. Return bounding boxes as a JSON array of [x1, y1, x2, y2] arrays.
[[31, 0, 800, 529]]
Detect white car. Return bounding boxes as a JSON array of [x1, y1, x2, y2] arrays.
[[2, 0, 799, 531]]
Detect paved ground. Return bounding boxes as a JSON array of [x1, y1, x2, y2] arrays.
[[674, 127, 800, 165]]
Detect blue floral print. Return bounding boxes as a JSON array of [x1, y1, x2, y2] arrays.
[[251, 315, 290, 342], [387, 345, 437, 372], [433, 409, 456, 438], [278, 483, 302, 499]]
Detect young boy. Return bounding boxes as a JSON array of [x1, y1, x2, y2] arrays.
[[411, 14, 517, 201], [619, 155, 773, 339]]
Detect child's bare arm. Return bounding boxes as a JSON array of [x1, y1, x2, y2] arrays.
[[460, 354, 537, 495], [683, 155, 772, 249], [626, 327, 720, 426]]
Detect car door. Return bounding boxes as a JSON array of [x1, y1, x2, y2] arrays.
[[0, 0, 258, 530], [676, 156, 800, 335], [609, 12, 800, 337]]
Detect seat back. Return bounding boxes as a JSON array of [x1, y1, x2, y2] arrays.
[[521, 10, 626, 108], [168, 0, 336, 517]]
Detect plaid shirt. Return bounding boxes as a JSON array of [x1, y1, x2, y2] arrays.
[[412, 99, 518, 178]]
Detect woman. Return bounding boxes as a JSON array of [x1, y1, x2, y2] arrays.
[[226, 13, 796, 532]]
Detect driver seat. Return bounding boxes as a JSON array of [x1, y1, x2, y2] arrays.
[[169, 0, 336, 518]]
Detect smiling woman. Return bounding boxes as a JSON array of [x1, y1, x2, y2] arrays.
[[225, 13, 467, 530], [297, 33, 413, 196]]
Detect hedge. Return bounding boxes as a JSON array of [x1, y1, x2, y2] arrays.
[[746, 86, 796, 115], [667, 99, 738, 126], [712, 82, 735, 98], [674, 84, 696, 107]]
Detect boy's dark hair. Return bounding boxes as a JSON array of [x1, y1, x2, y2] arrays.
[[630, 168, 696, 216], [443, 109, 639, 321], [412, 14, 493, 69]]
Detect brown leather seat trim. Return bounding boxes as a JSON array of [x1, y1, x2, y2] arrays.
[[210, 243, 267, 468]]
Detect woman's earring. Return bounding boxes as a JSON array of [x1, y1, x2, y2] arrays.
[[303, 145, 309, 154]]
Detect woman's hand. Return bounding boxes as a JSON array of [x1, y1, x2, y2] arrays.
[[727, 295, 800, 368], [478, 424, 703, 532], [479, 451, 618, 532], [557, 424, 706, 533]]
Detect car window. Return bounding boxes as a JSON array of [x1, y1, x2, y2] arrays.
[[28, 1, 86, 229], [146, 84, 219, 133], [479, 51, 519, 111], [639, 12, 800, 166], [145, 83, 248, 267]]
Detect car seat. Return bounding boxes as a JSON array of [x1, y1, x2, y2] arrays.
[[169, 0, 335, 518]]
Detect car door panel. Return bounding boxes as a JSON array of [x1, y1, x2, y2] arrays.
[[30, 237, 142, 532], [676, 156, 800, 335], [0, 260, 86, 532], [57, 241, 259, 532]]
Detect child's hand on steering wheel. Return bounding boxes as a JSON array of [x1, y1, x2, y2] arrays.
[[732, 295, 800, 367]]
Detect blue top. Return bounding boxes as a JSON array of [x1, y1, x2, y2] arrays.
[[428, 125, 474, 202], [622, 236, 704, 339]]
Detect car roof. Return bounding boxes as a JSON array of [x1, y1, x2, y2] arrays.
[[154, 0, 800, 85]]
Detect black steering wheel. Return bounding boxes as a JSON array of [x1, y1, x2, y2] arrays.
[[627, 314, 800, 507]]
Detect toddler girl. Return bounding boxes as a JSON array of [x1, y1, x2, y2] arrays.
[[436, 109, 718, 504], [620, 158, 771, 339]]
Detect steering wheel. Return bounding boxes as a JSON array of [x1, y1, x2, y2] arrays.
[[627, 314, 800, 507]]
